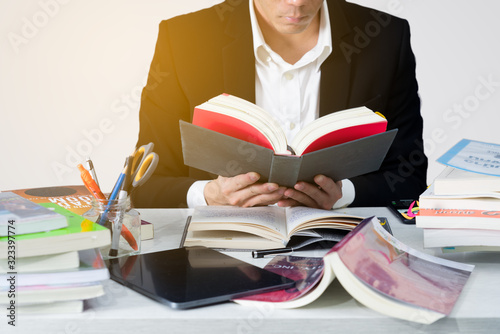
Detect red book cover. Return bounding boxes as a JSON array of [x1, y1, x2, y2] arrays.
[[193, 107, 274, 150], [300, 121, 387, 154]]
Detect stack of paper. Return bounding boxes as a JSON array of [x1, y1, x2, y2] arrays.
[[0, 199, 111, 314], [416, 139, 500, 252]]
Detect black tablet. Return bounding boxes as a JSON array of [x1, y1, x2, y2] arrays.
[[105, 246, 294, 309]]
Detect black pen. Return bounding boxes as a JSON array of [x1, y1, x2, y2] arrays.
[[252, 247, 293, 259]]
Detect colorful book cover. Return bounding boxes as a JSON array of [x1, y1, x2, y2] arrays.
[[418, 208, 500, 219], [0, 192, 68, 236], [0, 203, 110, 258], [4, 185, 154, 240], [437, 139, 500, 177], [6, 185, 94, 216], [237, 255, 325, 303], [331, 218, 475, 316]]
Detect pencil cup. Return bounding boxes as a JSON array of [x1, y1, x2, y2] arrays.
[[83, 197, 141, 260]]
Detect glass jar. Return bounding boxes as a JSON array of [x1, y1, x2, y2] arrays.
[[83, 197, 141, 260]]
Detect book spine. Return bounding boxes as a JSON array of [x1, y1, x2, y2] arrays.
[[418, 209, 500, 219], [268, 155, 301, 188]]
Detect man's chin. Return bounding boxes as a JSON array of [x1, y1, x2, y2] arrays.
[[276, 23, 309, 35]]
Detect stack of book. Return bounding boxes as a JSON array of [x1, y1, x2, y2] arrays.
[[0, 192, 111, 313], [6, 185, 154, 240], [416, 166, 500, 252]]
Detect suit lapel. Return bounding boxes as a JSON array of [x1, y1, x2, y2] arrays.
[[320, 0, 355, 116], [222, 2, 256, 103]]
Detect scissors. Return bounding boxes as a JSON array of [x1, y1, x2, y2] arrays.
[[127, 142, 159, 192]]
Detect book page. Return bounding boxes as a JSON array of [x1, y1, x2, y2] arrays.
[[285, 207, 362, 237], [332, 217, 474, 316], [190, 206, 288, 240]]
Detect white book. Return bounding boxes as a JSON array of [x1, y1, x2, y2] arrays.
[[0, 282, 104, 304], [0, 248, 109, 287], [416, 208, 500, 231], [0, 251, 79, 274], [7, 300, 84, 314], [423, 228, 500, 248], [433, 166, 500, 196], [441, 245, 500, 253], [419, 184, 500, 210]]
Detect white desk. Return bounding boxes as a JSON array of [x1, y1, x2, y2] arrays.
[[3, 207, 499, 334]]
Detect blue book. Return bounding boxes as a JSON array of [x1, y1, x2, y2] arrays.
[[0, 192, 68, 237]]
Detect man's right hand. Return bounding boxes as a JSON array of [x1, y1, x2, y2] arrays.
[[204, 172, 285, 207]]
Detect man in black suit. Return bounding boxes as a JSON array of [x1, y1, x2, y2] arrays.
[[132, 0, 427, 209]]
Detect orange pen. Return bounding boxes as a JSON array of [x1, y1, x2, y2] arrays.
[[78, 164, 106, 200], [121, 225, 138, 250]]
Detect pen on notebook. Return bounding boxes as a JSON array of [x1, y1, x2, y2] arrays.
[[77, 164, 106, 201], [86, 157, 100, 187], [252, 247, 293, 259]]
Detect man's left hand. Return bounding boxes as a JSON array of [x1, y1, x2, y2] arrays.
[[277, 175, 343, 209]]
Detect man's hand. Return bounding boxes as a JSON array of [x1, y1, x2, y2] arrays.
[[278, 175, 343, 209], [204, 172, 285, 207]]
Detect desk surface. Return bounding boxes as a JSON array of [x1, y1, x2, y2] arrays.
[[3, 207, 500, 334]]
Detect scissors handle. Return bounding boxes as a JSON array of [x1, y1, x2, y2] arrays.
[[131, 142, 154, 173], [132, 152, 159, 188]]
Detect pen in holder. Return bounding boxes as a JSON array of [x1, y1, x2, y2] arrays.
[[83, 197, 141, 260]]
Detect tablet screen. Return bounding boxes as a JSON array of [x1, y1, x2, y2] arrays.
[[106, 246, 295, 309]]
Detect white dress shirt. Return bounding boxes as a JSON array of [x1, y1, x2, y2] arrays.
[[187, 0, 355, 209]]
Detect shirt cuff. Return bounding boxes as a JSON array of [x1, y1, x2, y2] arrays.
[[332, 179, 355, 209], [187, 180, 210, 208]]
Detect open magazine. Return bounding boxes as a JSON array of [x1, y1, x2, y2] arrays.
[[235, 217, 474, 324]]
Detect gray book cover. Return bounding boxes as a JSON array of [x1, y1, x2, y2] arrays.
[[180, 121, 397, 187]]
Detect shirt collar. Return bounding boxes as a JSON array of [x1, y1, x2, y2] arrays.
[[249, 0, 332, 71]]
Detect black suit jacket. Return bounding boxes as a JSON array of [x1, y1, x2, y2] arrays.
[[132, 0, 428, 208]]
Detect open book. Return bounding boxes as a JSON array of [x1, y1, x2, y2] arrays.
[[180, 94, 397, 187], [182, 206, 365, 250], [193, 93, 388, 155], [235, 217, 474, 325]]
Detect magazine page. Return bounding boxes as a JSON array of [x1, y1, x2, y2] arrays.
[[332, 217, 474, 316], [236, 255, 325, 303]]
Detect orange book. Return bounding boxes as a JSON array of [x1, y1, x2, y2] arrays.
[[416, 208, 500, 230], [7, 185, 93, 215]]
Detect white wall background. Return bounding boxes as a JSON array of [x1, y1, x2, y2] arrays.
[[1, 0, 499, 194]]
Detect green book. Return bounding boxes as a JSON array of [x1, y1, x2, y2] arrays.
[[0, 203, 110, 258]]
